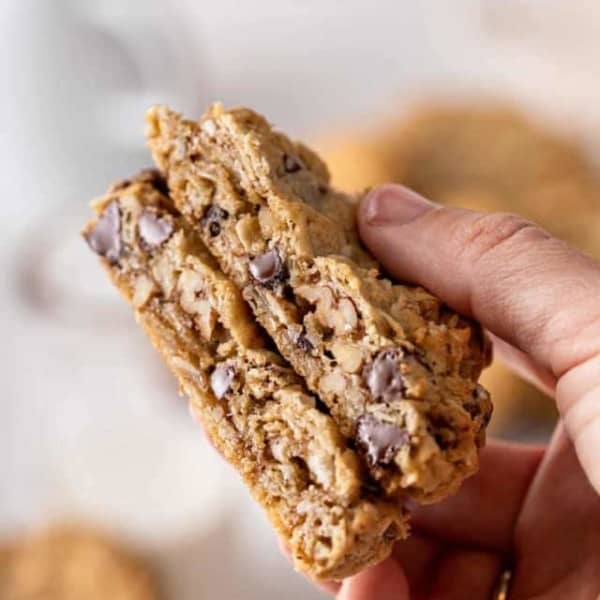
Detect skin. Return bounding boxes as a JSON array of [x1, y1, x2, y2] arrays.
[[325, 185, 600, 600]]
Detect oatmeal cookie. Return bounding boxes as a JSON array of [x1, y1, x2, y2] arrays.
[[83, 171, 407, 579], [146, 105, 492, 503]]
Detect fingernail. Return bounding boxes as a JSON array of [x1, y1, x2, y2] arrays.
[[363, 185, 436, 225]]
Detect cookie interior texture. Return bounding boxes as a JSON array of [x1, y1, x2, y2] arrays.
[[83, 171, 407, 579], [146, 104, 492, 503], [318, 103, 600, 435]]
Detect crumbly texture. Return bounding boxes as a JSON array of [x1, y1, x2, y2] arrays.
[[83, 171, 407, 580], [146, 105, 492, 504], [0, 526, 158, 600], [319, 103, 600, 435]]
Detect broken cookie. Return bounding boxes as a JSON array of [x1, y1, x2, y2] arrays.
[[146, 104, 492, 503], [83, 171, 407, 579]]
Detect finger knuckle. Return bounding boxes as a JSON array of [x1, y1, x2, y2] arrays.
[[451, 212, 546, 265]]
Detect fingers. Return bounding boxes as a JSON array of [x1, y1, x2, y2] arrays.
[[336, 558, 409, 600], [391, 533, 442, 597], [409, 441, 543, 552], [359, 184, 600, 492], [358, 184, 600, 380], [555, 353, 600, 493], [488, 333, 556, 397], [427, 549, 502, 600], [511, 424, 600, 598]]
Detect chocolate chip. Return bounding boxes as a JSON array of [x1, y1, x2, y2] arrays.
[[283, 154, 303, 173], [84, 201, 122, 263], [248, 249, 285, 286], [473, 384, 490, 403], [137, 168, 169, 196], [383, 523, 399, 542], [318, 184, 329, 195], [472, 385, 493, 427], [356, 414, 409, 466], [434, 433, 456, 451], [201, 205, 229, 237], [365, 348, 405, 402], [463, 401, 481, 419], [138, 210, 174, 248], [465, 385, 492, 421], [289, 329, 314, 352], [210, 364, 235, 399], [361, 479, 384, 497]]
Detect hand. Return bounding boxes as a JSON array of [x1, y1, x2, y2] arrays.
[[328, 185, 600, 600]]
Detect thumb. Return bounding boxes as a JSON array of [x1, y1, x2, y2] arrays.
[[358, 184, 600, 492]]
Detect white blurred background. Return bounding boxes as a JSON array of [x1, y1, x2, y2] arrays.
[[2, 1, 600, 598]]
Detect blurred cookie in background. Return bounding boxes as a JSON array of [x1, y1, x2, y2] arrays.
[[315, 103, 600, 440], [314, 133, 393, 193], [0, 526, 159, 600]]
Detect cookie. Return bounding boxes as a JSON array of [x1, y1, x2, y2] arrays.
[[313, 132, 393, 192], [381, 105, 600, 257], [146, 104, 492, 504], [0, 526, 157, 600], [83, 171, 407, 580]]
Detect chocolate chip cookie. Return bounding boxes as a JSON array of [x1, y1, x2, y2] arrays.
[[146, 104, 492, 503], [83, 171, 407, 579]]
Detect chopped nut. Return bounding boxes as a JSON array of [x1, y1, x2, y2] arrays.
[[319, 369, 346, 395], [331, 341, 363, 373], [235, 215, 265, 254], [297, 284, 333, 306], [264, 291, 297, 325], [270, 438, 288, 463], [338, 298, 358, 331], [297, 285, 334, 330], [201, 118, 217, 137], [173, 138, 187, 161], [306, 451, 334, 488], [258, 206, 275, 238], [151, 251, 178, 297], [178, 269, 218, 339], [132, 274, 157, 308], [279, 464, 295, 483], [297, 285, 358, 335]]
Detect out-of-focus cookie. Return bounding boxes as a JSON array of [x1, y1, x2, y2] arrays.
[[0, 526, 158, 600], [381, 105, 600, 258], [314, 133, 393, 192]]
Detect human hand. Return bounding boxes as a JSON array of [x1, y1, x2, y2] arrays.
[[328, 185, 600, 599]]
